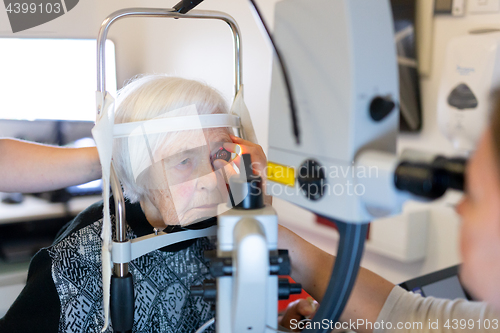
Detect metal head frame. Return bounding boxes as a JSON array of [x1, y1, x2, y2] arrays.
[[96, 7, 243, 279]]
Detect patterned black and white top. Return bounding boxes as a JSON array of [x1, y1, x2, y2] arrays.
[[0, 198, 216, 333]]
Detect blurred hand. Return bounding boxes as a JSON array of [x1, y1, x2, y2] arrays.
[[279, 298, 318, 332]]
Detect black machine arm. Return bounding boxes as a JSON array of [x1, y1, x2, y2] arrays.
[[303, 220, 369, 333], [173, 0, 205, 13]]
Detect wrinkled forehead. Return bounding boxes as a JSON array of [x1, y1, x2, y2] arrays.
[[206, 127, 232, 141], [157, 127, 231, 158]]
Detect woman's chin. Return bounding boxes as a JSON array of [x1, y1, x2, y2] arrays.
[[179, 205, 219, 227]]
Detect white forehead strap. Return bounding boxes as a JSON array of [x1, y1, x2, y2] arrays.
[[113, 114, 241, 138]]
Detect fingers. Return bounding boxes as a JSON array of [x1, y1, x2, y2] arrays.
[[280, 300, 304, 329], [308, 300, 319, 318], [229, 134, 259, 148], [280, 299, 318, 331], [221, 142, 242, 155], [296, 299, 314, 317]]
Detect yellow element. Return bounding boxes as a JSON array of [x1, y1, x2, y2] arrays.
[[267, 162, 295, 187]]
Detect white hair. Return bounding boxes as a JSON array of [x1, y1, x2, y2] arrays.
[[113, 74, 229, 203]]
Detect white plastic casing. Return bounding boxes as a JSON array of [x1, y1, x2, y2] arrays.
[[267, 0, 399, 223], [216, 205, 278, 333]]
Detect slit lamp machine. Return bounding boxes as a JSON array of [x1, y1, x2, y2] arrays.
[[92, 0, 468, 332]]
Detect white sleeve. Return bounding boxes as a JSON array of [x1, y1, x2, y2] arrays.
[[374, 286, 500, 333]]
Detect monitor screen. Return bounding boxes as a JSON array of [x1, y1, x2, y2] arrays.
[[421, 276, 468, 300], [0, 38, 117, 122], [400, 265, 473, 301]]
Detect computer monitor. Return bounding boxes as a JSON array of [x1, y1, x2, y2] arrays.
[[0, 38, 117, 197], [0, 38, 117, 122], [400, 265, 474, 301]]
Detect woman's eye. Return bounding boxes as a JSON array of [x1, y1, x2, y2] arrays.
[[212, 148, 231, 162], [176, 158, 191, 170]]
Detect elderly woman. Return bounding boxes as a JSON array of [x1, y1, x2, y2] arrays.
[[0, 75, 339, 332]]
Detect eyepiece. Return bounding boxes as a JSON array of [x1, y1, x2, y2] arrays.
[[394, 156, 467, 199]]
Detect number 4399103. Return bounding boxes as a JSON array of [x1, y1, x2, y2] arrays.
[[444, 319, 499, 330], [6, 2, 61, 14]]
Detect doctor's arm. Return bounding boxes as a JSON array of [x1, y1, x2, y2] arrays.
[[278, 224, 395, 333], [0, 138, 101, 193]]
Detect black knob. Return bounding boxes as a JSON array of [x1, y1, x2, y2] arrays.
[[297, 159, 327, 201], [209, 257, 233, 277], [369, 96, 396, 121], [278, 278, 303, 300], [191, 279, 217, 301], [269, 249, 292, 276]]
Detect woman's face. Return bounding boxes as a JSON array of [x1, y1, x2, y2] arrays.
[[457, 128, 500, 308], [141, 127, 232, 227]]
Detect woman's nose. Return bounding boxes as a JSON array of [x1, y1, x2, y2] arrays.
[[195, 161, 218, 191]]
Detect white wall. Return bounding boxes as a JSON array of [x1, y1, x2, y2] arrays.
[[2, 0, 500, 285], [134, 0, 278, 148]]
